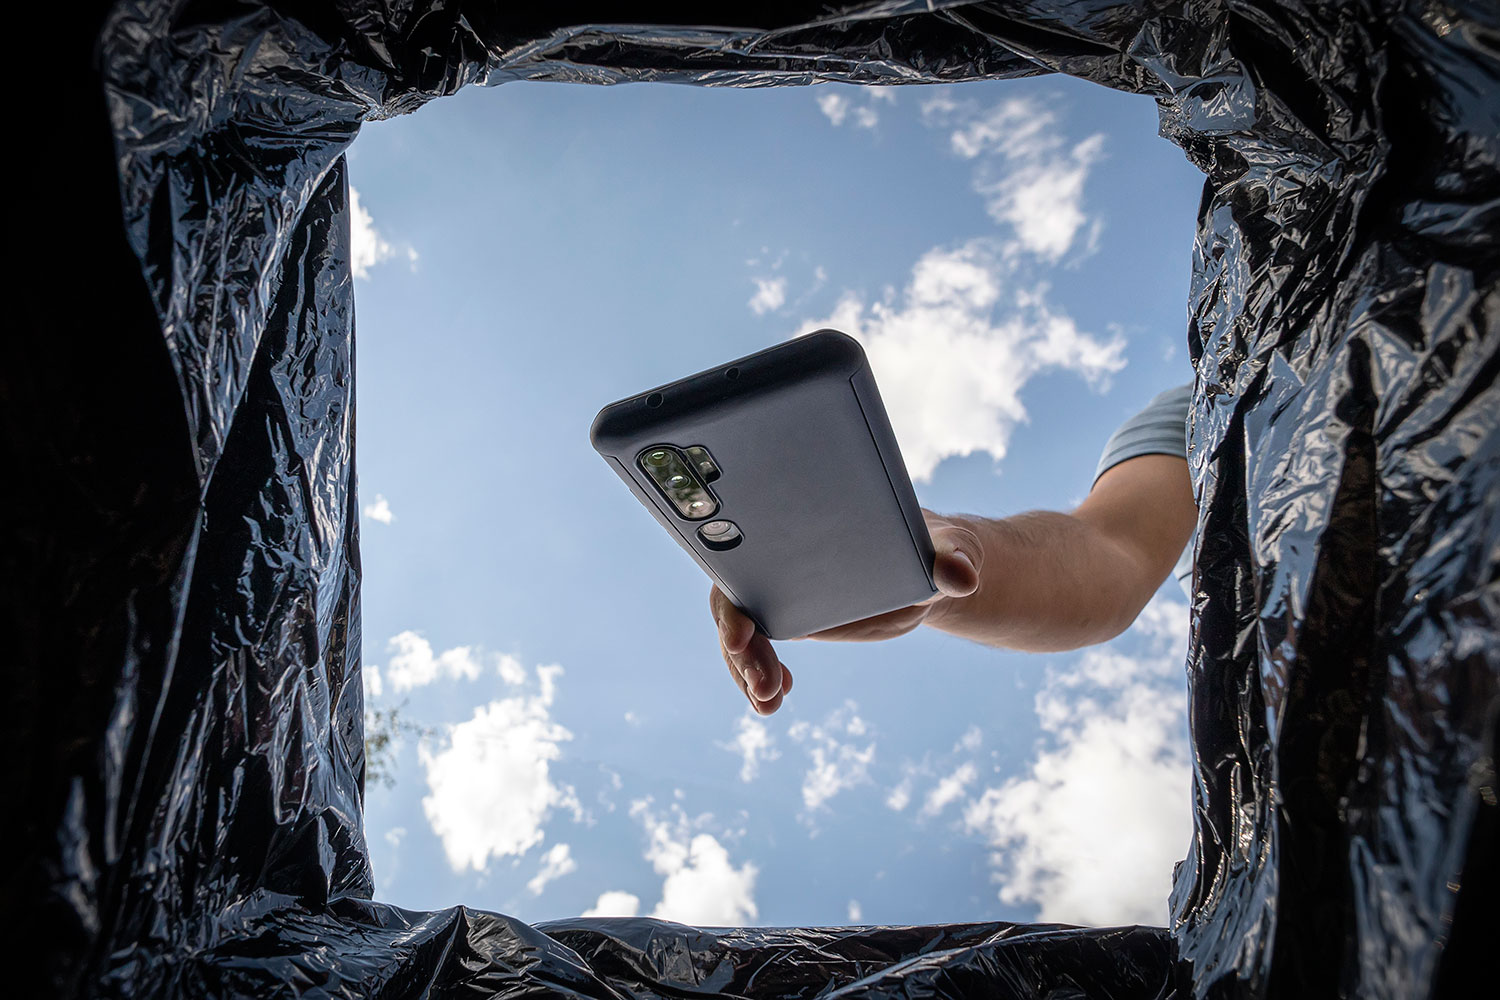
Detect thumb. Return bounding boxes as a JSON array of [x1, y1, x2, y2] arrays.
[[930, 522, 982, 598]]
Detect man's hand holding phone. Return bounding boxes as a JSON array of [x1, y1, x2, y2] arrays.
[[713, 510, 984, 715]]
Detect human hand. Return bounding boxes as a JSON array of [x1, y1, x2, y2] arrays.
[[711, 510, 983, 715]]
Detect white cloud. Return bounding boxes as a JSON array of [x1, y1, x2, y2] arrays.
[[885, 779, 912, 812], [582, 890, 641, 918], [364, 663, 383, 699], [975, 133, 1104, 262], [919, 92, 960, 121], [788, 701, 875, 812], [816, 88, 884, 130], [1133, 595, 1191, 645], [722, 713, 779, 782], [496, 653, 528, 686], [923, 96, 1106, 262], [794, 239, 1124, 481], [382, 632, 481, 691], [363, 493, 395, 524], [962, 601, 1192, 926], [921, 761, 978, 817], [792, 95, 1122, 483], [632, 801, 758, 925], [847, 900, 863, 922], [417, 663, 578, 872], [349, 185, 396, 280], [749, 276, 788, 315], [816, 91, 849, 126], [655, 832, 758, 925], [956, 725, 984, 753], [946, 97, 1052, 160], [349, 185, 419, 280], [378, 631, 526, 692], [526, 842, 577, 895]]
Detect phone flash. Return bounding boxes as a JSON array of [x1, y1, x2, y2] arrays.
[[682, 445, 721, 483]]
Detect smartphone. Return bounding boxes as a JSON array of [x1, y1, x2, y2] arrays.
[[589, 329, 936, 640]]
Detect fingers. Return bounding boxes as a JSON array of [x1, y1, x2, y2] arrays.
[[710, 585, 755, 654], [929, 521, 983, 598], [719, 635, 791, 714], [740, 633, 785, 701], [712, 585, 791, 714], [804, 602, 931, 642]]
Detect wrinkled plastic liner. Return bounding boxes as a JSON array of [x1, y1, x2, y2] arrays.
[[13, 2, 1496, 997]]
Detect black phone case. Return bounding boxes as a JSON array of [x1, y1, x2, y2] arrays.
[[590, 329, 937, 640]]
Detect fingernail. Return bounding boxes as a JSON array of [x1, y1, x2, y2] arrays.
[[717, 618, 730, 644]]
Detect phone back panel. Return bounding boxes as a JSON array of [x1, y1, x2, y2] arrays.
[[591, 330, 936, 640]]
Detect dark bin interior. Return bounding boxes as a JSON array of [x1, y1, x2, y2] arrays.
[[8, 2, 1496, 997]]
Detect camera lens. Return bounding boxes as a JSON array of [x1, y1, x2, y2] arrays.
[[696, 519, 741, 549], [639, 445, 717, 520]]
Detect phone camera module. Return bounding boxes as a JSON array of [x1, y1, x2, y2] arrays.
[[637, 445, 720, 521]]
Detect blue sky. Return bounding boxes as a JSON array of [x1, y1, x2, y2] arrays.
[[347, 72, 1204, 929]]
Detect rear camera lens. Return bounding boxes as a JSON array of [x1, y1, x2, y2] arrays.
[[696, 519, 741, 549], [640, 446, 716, 520]]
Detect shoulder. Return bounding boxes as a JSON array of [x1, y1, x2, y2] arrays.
[[1093, 383, 1192, 485]]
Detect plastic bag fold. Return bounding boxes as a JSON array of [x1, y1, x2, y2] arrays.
[[10, 2, 1495, 997]]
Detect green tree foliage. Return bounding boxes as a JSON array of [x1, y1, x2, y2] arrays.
[[364, 706, 403, 789]]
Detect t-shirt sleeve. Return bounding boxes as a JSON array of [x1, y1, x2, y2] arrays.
[[1093, 383, 1193, 486]]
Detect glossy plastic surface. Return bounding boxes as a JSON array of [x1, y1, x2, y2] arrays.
[[9, 2, 1496, 998]]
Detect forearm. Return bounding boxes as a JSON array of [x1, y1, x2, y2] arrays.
[[924, 510, 1162, 652]]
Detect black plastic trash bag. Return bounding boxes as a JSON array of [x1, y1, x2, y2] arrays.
[[7, 1, 1495, 997]]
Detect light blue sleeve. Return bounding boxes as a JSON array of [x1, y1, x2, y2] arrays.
[[1093, 383, 1193, 485], [1093, 383, 1195, 596]]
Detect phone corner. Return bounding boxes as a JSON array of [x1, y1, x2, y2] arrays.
[[803, 328, 868, 378], [588, 404, 626, 455]]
